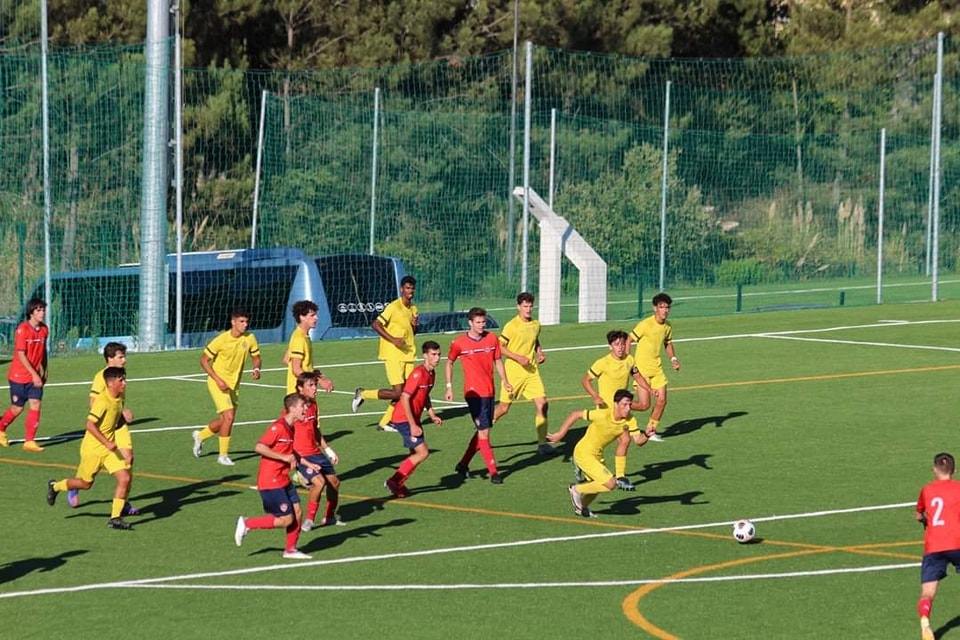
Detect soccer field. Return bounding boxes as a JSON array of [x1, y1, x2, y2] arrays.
[[1, 300, 957, 639]]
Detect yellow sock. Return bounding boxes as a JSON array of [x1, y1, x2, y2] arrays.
[[53, 480, 69, 492], [378, 405, 395, 427], [535, 415, 548, 445], [576, 479, 613, 495], [198, 426, 215, 442], [615, 455, 627, 478], [361, 389, 379, 401], [647, 419, 660, 431], [219, 436, 231, 456], [111, 498, 125, 519]]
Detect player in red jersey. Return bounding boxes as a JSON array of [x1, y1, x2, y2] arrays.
[[234, 393, 319, 560], [916, 452, 960, 640], [444, 308, 512, 484], [0, 298, 49, 452], [383, 340, 443, 498], [292, 372, 344, 531]]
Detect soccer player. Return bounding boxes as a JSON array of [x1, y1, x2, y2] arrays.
[[383, 340, 443, 498], [193, 308, 262, 466], [492, 292, 557, 456], [630, 292, 680, 442], [916, 451, 960, 640], [580, 329, 655, 491], [352, 275, 419, 434], [444, 307, 512, 484], [546, 389, 646, 518], [293, 372, 344, 530], [67, 342, 139, 515], [285, 299, 334, 395], [46, 367, 136, 530], [234, 392, 318, 560], [0, 298, 49, 452]]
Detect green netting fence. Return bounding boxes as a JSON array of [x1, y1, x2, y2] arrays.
[[1, 38, 958, 349]]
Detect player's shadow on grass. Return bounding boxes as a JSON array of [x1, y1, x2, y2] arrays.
[[0, 549, 87, 584], [632, 454, 713, 484], [662, 411, 748, 438], [320, 429, 351, 444], [437, 406, 472, 421], [600, 490, 708, 516], [338, 453, 413, 482], [936, 615, 960, 639], [338, 496, 389, 522], [496, 441, 574, 479], [299, 517, 416, 554]]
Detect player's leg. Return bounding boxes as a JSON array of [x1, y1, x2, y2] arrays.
[[21, 393, 44, 451], [386, 422, 422, 498], [301, 461, 327, 530], [320, 473, 342, 524], [105, 454, 133, 530], [0, 383, 28, 446], [612, 431, 635, 490], [473, 399, 501, 483], [570, 454, 616, 517]]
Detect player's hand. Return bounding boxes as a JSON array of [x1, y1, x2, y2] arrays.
[[318, 377, 334, 393], [503, 382, 513, 393], [536, 352, 546, 365], [444, 389, 453, 402], [410, 423, 423, 437], [122, 408, 135, 424], [323, 446, 338, 465], [120, 448, 134, 465], [546, 431, 561, 443], [250, 368, 261, 380], [516, 355, 531, 366], [392, 336, 405, 349], [671, 358, 681, 371], [430, 413, 442, 426], [32, 373, 43, 387]]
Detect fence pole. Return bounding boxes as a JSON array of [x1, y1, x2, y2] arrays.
[[369, 87, 380, 255], [876, 128, 886, 304], [658, 80, 671, 292], [931, 32, 944, 301], [251, 90, 267, 249]]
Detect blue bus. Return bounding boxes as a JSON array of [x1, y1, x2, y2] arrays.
[[27, 248, 405, 349]]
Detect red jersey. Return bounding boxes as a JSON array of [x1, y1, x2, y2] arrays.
[[9, 321, 48, 384], [448, 331, 501, 398], [255, 417, 296, 490], [391, 364, 435, 425], [917, 478, 960, 553], [292, 401, 322, 457]]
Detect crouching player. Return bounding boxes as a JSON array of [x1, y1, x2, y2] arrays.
[[293, 372, 344, 530], [234, 393, 318, 560], [384, 341, 443, 498]]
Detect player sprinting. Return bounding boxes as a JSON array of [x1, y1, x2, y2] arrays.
[[46, 367, 136, 530], [0, 298, 49, 452], [916, 451, 960, 640], [234, 392, 317, 560], [630, 292, 680, 441], [293, 372, 344, 530], [546, 389, 646, 518], [352, 275, 418, 433], [383, 340, 443, 498]]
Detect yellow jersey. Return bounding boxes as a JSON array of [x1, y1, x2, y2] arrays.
[[376, 298, 418, 362], [586, 353, 639, 408], [631, 315, 673, 373], [573, 408, 640, 459]]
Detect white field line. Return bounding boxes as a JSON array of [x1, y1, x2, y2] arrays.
[[0, 501, 918, 599]]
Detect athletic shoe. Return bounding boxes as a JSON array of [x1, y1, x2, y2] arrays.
[[616, 476, 636, 491], [921, 618, 934, 640], [318, 516, 347, 527], [351, 388, 364, 413], [454, 462, 472, 480], [234, 516, 248, 546], [568, 484, 583, 512], [646, 431, 664, 442], [107, 517, 133, 530], [191, 430, 203, 457], [282, 549, 312, 560], [67, 489, 80, 508], [301, 519, 314, 532], [0, 430, 8, 447], [537, 443, 561, 456], [293, 470, 311, 488], [578, 507, 598, 518], [384, 478, 405, 498], [121, 502, 140, 517], [217, 455, 235, 466], [22, 440, 44, 452], [572, 458, 585, 483], [46, 479, 57, 506], [377, 423, 398, 433], [490, 473, 504, 485]]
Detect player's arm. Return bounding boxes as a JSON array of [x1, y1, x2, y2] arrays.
[[16, 349, 43, 387], [444, 357, 455, 401], [631, 366, 655, 395], [200, 351, 229, 392], [495, 356, 512, 393], [250, 353, 262, 380], [255, 441, 297, 467], [546, 409, 585, 443], [85, 416, 116, 451], [372, 316, 405, 349], [581, 371, 604, 407], [665, 340, 680, 370], [498, 334, 529, 367], [424, 395, 441, 426], [534, 339, 546, 365]]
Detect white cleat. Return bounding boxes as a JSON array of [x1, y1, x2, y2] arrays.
[[217, 455, 235, 466], [192, 430, 203, 457], [234, 516, 248, 547], [351, 388, 364, 413], [282, 549, 312, 560]]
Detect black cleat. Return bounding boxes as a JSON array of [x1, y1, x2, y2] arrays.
[[107, 517, 133, 531], [454, 462, 472, 479], [490, 473, 504, 485], [46, 479, 58, 506]]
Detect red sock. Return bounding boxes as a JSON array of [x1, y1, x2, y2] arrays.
[[919, 597, 933, 618], [244, 515, 275, 530], [306, 500, 319, 522], [477, 438, 498, 475], [323, 493, 338, 521], [0, 408, 17, 431], [24, 409, 40, 441], [460, 433, 478, 466], [397, 458, 417, 482], [284, 520, 300, 552]]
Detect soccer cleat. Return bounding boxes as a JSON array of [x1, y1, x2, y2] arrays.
[[646, 431, 664, 442], [572, 458, 585, 483], [67, 489, 80, 508], [282, 549, 312, 560], [454, 462, 472, 480], [377, 423, 398, 433], [490, 473, 504, 485], [217, 455, 235, 466], [318, 516, 347, 527], [616, 476, 636, 491], [568, 484, 583, 512], [234, 516, 248, 546], [921, 618, 934, 640], [191, 430, 203, 457], [22, 440, 45, 452], [384, 478, 405, 498], [351, 388, 364, 413], [107, 517, 133, 530], [579, 507, 598, 518], [300, 519, 314, 532], [121, 502, 140, 517], [0, 430, 8, 447], [46, 479, 58, 506], [537, 443, 561, 456]]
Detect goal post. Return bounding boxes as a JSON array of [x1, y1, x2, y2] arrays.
[[513, 187, 606, 325]]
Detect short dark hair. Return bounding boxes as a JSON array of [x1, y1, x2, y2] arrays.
[[292, 300, 318, 322], [613, 389, 634, 404], [400, 275, 417, 287], [103, 366, 126, 383], [25, 298, 46, 317], [517, 292, 534, 305], [606, 329, 629, 344], [230, 307, 250, 319], [284, 392, 306, 411], [103, 342, 127, 361], [467, 307, 487, 320], [652, 292, 672, 307], [422, 340, 441, 353], [935, 452, 956, 475], [295, 371, 319, 390]]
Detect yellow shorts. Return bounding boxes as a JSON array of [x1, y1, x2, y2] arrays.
[[573, 450, 613, 485], [637, 367, 668, 391], [384, 360, 415, 387], [114, 425, 133, 451], [76, 448, 129, 482], [207, 378, 238, 414], [498, 370, 546, 404]]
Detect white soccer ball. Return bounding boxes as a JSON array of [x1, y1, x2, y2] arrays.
[[732, 519, 755, 543]]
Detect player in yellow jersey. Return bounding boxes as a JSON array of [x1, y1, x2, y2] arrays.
[[193, 308, 262, 466], [46, 367, 136, 530], [493, 292, 557, 455], [547, 389, 646, 518], [630, 292, 680, 442], [285, 300, 334, 395], [580, 330, 655, 491], [352, 276, 418, 433]]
